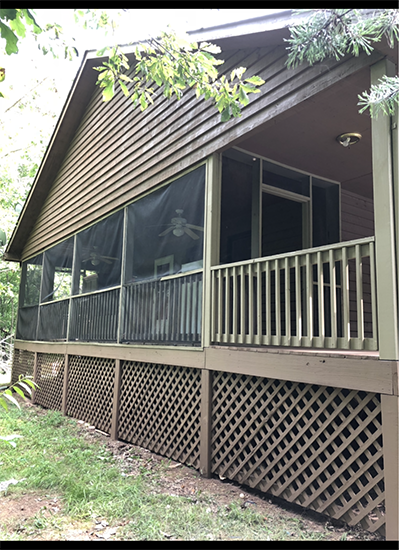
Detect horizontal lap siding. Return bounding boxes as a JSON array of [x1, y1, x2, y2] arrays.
[[341, 189, 374, 242], [22, 47, 381, 260]]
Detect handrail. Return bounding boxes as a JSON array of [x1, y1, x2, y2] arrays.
[[211, 238, 377, 351]]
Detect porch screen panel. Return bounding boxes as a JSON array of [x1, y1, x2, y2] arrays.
[[41, 237, 74, 302], [16, 254, 43, 340], [74, 209, 123, 295], [220, 151, 253, 264], [124, 165, 205, 344], [312, 179, 340, 247]]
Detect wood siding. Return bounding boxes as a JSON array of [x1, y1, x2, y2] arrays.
[[21, 47, 383, 261], [341, 189, 374, 242]]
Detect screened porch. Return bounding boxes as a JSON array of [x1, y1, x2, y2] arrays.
[[16, 148, 378, 352]]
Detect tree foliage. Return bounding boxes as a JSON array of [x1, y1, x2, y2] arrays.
[[95, 33, 264, 122], [285, 8, 399, 117]]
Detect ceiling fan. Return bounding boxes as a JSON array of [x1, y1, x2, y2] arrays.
[[158, 209, 204, 240], [81, 246, 118, 266]]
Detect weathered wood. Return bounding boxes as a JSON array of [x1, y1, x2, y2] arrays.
[[205, 346, 394, 395]]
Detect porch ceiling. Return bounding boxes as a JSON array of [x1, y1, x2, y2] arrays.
[[231, 66, 375, 199]]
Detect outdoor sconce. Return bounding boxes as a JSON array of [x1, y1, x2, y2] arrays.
[[336, 132, 362, 148]]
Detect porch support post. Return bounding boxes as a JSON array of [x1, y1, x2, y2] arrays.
[[61, 353, 69, 415], [111, 358, 122, 440], [202, 153, 221, 348], [199, 368, 212, 478], [381, 392, 399, 541], [371, 58, 399, 542], [371, 59, 398, 361]]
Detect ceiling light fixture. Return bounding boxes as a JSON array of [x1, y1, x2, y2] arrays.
[[336, 132, 362, 148]]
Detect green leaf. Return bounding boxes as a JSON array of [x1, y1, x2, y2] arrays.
[[119, 80, 130, 97], [239, 87, 249, 106], [3, 392, 20, 409], [0, 397, 8, 412], [0, 21, 19, 55], [13, 386, 25, 399], [102, 82, 114, 101], [221, 106, 231, 122], [9, 13, 26, 38], [245, 75, 265, 85], [16, 382, 32, 395]]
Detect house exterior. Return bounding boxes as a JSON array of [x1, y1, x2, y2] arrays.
[[4, 12, 398, 539]]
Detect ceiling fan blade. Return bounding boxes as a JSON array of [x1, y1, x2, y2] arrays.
[[159, 226, 175, 237], [101, 259, 112, 264], [100, 255, 118, 261], [184, 227, 200, 240], [186, 224, 204, 232]]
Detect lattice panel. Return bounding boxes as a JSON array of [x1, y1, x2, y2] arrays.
[[211, 372, 385, 535], [35, 353, 65, 411], [66, 355, 115, 433], [11, 349, 35, 391], [118, 362, 201, 468]]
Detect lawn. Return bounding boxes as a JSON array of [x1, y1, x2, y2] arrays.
[[0, 400, 385, 542]]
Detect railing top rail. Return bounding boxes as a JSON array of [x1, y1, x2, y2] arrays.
[[211, 236, 375, 271], [125, 269, 203, 286]]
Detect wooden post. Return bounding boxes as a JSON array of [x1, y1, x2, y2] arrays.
[[371, 59, 398, 361], [381, 392, 399, 541], [202, 153, 221, 348], [371, 59, 399, 541], [31, 352, 38, 404], [61, 353, 69, 416], [199, 368, 212, 478], [111, 359, 122, 440]]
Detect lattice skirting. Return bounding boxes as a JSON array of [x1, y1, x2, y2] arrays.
[[118, 362, 201, 469], [211, 372, 385, 535], [35, 353, 65, 411], [11, 349, 35, 390], [66, 355, 115, 433], [10, 350, 387, 535]]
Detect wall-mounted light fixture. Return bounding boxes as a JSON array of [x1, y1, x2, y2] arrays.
[[336, 132, 362, 148]]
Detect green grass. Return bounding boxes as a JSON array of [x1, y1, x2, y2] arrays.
[[0, 404, 341, 541]]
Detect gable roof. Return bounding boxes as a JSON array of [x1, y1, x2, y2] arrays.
[[3, 10, 396, 262]]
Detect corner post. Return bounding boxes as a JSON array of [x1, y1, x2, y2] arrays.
[[371, 58, 399, 541], [371, 59, 398, 360]]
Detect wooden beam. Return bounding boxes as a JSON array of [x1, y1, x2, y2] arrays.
[[14, 340, 205, 370], [371, 59, 398, 361], [205, 346, 396, 395]]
